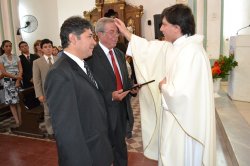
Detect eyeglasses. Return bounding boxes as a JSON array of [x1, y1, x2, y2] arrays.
[[102, 30, 120, 36]]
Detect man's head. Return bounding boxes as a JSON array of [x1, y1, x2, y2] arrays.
[[160, 4, 195, 43], [60, 16, 96, 59], [40, 39, 53, 56], [19, 41, 30, 54], [95, 17, 119, 50]]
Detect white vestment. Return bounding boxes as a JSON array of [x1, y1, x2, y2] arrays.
[[128, 34, 216, 165]]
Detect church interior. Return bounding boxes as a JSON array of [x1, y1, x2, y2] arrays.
[[0, 0, 250, 165]]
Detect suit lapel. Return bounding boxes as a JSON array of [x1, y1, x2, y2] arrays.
[[64, 54, 98, 90], [114, 49, 131, 90], [42, 56, 58, 68], [41, 56, 50, 70], [30, 54, 36, 61], [53, 56, 59, 62], [21, 54, 30, 63], [113, 49, 126, 83], [96, 45, 116, 81]]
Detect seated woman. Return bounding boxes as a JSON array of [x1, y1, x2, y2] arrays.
[[0, 40, 23, 127]]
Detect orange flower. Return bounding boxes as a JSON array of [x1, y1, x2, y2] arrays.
[[212, 66, 221, 76], [211, 54, 238, 79]]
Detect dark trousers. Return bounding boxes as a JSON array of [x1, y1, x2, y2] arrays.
[[109, 103, 128, 166]]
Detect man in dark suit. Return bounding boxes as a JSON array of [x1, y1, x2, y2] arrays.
[[86, 17, 137, 166], [18, 41, 39, 89], [44, 16, 113, 166]]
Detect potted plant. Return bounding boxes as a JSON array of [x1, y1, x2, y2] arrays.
[[212, 54, 238, 79], [211, 54, 238, 96]]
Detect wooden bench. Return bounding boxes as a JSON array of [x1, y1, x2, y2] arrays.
[[11, 87, 45, 138], [0, 103, 11, 132]]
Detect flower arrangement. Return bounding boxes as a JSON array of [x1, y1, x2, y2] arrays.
[[212, 54, 238, 79]]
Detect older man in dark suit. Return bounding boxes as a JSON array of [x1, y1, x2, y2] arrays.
[[86, 17, 137, 166], [44, 16, 113, 166]]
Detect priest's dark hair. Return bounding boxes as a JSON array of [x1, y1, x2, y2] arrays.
[[161, 4, 195, 36], [60, 16, 92, 49]]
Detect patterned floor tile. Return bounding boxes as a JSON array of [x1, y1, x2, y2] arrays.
[[1, 96, 143, 153], [126, 96, 143, 153]]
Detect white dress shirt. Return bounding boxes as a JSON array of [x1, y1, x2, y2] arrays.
[[44, 55, 55, 65], [63, 51, 87, 74], [99, 41, 123, 82]]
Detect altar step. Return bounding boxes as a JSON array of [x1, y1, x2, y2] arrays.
[[215, 84, 250, 166]]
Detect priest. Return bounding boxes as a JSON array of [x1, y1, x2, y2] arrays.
[[115, 4, 216, 166]]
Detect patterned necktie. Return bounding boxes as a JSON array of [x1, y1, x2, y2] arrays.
[[84, 61, 98, 88], [48, 57, 53, 67], [109, 50, 123, 90]]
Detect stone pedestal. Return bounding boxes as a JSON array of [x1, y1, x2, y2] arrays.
[[228, 35, 250, 102]]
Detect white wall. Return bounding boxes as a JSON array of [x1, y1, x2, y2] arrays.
[[196, 0, 204, 35], [222, 0, 250, 55], [125, 0, 175, 40], [206, 0, 221, 58], [18, 0, 250, 57], [19, 0, 60, 53], [19, 0, 96, 52], [57, 0, 95, 32], [18, 0, 176, 48]]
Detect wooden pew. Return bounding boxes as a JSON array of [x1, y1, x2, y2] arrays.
[[11, 87, 45, 138], [0, 103, 11, 132]]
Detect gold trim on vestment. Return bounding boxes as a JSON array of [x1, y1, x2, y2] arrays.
[[132, 49, 160, 154]]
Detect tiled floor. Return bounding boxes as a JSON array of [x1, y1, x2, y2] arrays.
[[0, 134, 58, 166], [0, 134, 157, 166], [1, 87, 249, 165], [126, 96, 143, 153], [0, 96, 157, 166]]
